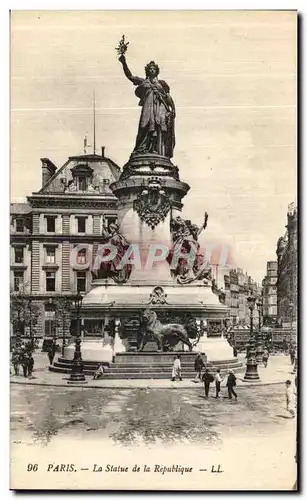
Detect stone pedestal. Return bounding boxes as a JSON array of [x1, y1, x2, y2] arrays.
[[196, 337, 234, 361], [110, 153, 190, 284], [64, 340, 113, 364]]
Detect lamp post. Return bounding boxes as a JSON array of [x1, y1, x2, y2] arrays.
[[28, 298, 34, 350], [48, 297, 54, 340], [255, 296, 264, 364], [244, 295, 260, 381], [67, 291, 86, 384], [289, 301, 294, 331], [61, 297, 70, 357]]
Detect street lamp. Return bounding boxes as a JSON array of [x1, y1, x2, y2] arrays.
[[289, 301, 294, 331], [28, 298, 34, 350], [244, 294, 260, 381], [61, 297, 70, 357], [67, 291, 86, 384], [48, 297, 54, 340], [255, 296, 264, 364]]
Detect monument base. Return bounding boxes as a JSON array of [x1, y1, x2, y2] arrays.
[[196, 337, 234, 361], [64, 340, 114, 364], [50, 337, 242, 379]]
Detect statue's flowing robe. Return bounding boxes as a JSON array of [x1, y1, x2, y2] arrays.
[[132, 76, 175, 157]]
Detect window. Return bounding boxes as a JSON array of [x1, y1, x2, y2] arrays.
[[46, 216, 56, 233], [78, 177, 87, 191], [46, 246, 56, 263], [46, 271, 56, 292], [77, 217, 86, 233], [15, 218, 24, 232], [77, 248, 87, 264], [14, 270, 24, 291], [14, 247, 24, 263], [76, 271, 86, 292]]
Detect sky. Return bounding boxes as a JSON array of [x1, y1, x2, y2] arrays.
[[10, 10, 297, 283]]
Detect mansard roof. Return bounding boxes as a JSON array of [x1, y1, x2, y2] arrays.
[[37, 151, 121, 196]]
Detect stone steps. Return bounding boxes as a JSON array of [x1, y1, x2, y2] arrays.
[[49, 354, 243, 379]]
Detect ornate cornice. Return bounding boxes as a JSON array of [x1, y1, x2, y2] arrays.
[[28, 194, 118, 210]]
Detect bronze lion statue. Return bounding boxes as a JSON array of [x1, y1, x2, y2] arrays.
[[138, 309, 193, 352]]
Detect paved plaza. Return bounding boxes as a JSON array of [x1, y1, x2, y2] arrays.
[[11, 381, 296, 447], [11, 379, 297, 490], [10, 353, 297, 490]]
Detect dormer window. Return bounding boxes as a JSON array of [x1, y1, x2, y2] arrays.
[[70, 164, 94, 192]]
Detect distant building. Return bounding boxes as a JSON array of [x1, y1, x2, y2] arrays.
[[276, 204, 297, 327], [10, 147, 121, 338], [262, 261, 278, 326], [213, 268, 261, 327]]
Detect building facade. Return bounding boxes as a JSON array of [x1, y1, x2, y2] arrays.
[[276, 204, 297, 327], [262, 261, 278, 326], [10, 148, 120, 339], [213, 268, 261, 327]]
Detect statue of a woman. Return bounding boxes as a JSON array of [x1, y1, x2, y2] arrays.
[[119, 54, 176, 158]]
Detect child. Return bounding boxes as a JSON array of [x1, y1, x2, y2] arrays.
[[262, 348, 269, 368], [285, 380, 295, 418]]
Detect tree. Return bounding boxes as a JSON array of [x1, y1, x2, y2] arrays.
[[10, 283, 40, 349]]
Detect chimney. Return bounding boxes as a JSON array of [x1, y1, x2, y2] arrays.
[[101, 146, 105, 157], [41, 158, 57, 188]]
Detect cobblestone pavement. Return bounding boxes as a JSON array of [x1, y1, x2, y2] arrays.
[[11, 382, 296, 447], [10, 381, 297, 490]]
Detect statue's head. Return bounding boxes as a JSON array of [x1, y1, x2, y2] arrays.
[[145, 61, 160, 78]]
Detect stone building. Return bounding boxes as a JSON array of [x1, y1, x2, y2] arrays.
[[262, 261, 278, 326], [213, 268, 261, 327], [223, 268, 261, 326], [276, 204, 297, 327], [10, 148, 120, 339]]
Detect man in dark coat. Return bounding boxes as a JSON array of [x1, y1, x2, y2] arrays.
[[21, 353, 28, 378], [226, 370, 237, 400], [194, 353, 205, 382], [27, 354, 34, 377], [202, 369, 214, 398], [47, 343, 57, 365]]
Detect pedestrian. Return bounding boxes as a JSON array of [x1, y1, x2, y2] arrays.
[[233, 344, 238, 357], [226, 370, 237, 400], [172, 354, 182, 381], [27, 353, 34, 377], [93, 363, 104, 380], [285, 380, 295, 418], [21, 354, 28, 378], [215, 369, 223, 398], [262, 348, 269, 368], [202, 369, 214, 398], [194, 353, 205, 382], [11, 351, 19, 375], [290, 346, 295, 365], [47, 343, 56, 365]]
